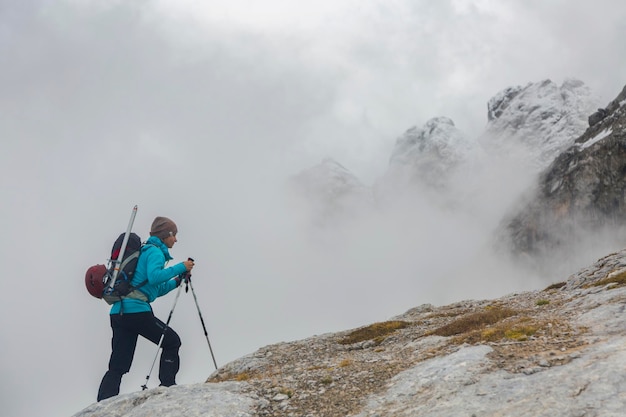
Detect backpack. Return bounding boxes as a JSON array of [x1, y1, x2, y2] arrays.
[[85, 232, 149, 304]]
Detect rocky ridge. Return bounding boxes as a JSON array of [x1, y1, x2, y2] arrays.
[[333, 78, 596, 192], [291, 79, 599, 228]]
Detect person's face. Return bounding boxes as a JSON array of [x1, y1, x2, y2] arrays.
[[163, 232, 177, 248]]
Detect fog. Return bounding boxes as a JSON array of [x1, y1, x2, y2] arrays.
[[1, 1, 625, 416]]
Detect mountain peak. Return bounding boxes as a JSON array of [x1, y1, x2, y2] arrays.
[[383, 116, 473, 191], [390, 116, 470, 163], [483, 78, 599, 168]]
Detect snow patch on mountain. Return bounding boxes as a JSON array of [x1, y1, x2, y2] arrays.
[[481, 78, 599, 169], [580, 127, 613, 149]]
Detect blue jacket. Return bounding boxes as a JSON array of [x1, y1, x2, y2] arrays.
[[109, 235, 188, 314]]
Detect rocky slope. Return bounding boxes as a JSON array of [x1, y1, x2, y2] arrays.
[[74, 248, 626, 417]]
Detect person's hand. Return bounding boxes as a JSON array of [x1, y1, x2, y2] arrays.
[[183, 258, 195, 272]]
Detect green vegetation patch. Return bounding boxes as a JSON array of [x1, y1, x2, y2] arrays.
[[320, 376, 333, 385], [339, 320, 410, 345], [504, 325, 538, 341], [429, 307, 518, 338], [477, 322, 539, 342]]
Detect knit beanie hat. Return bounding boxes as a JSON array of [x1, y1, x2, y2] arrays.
[[150, 216, 178, 240]]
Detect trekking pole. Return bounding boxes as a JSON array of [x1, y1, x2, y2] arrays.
[[141, 282, 184, 390], [107, 205, 138, 290], [189, 280, 218, 370], [185, 259, 219, 370]]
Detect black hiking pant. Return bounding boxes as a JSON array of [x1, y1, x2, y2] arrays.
[[97, 312, 181, 401]]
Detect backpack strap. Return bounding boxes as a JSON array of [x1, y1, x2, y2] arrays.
[[134, 280, 149, 289], [118, 242, 161, 312], [119, 250, 140, 273]]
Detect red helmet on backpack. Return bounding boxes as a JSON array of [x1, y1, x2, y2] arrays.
[[85, 264, 108, 299]]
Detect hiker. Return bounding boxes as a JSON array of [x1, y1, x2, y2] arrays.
[[97, 216, 195, 401]]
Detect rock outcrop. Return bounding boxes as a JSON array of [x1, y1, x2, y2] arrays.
[[503, 83, 626, 275]]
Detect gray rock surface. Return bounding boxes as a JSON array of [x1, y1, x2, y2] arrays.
[[72, 382, 257, 417], [355, 293, 626, 417]]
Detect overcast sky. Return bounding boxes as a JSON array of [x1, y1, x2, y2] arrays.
[[1, 1, 625, 416]]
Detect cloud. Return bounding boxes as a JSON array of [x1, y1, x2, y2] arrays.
[[1, 1, 625, 416]]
